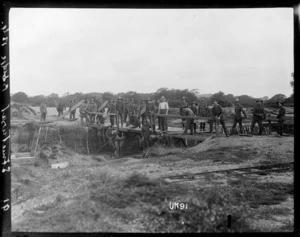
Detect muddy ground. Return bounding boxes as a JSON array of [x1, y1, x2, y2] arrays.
[[12, 135, 294, 233]]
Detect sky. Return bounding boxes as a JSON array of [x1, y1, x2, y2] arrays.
[[9, 8, 293, 98]]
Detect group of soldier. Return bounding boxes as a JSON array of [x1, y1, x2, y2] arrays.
[[179, 96, 286, 137], [40, 95, 286, 137]]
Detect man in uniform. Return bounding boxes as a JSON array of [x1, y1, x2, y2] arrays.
[[190, 102, 198, 134], [180, 96, 189, 128], [79, 99, 90, 126], [87, 99, 97, 124], [156, 99, 161, 130], [276, 101, 286, 137], [57, 101, 64, 117], [107, 100, 117, 127], [69, 100, 76, 120], [40, 101, 47, 122], [123, 99, 129, 124], [211, 100, 229, 137], [250, 98, 266, 136], [230, 98, 247, 135], [140, 99, 147, 125], [197, 98, 209, 131], [146, 98, 156, 132], [126, 98, 135, 127], [157, 96, 169, 132], [181, 107, 195, 135], [116, 97, 124, 127]]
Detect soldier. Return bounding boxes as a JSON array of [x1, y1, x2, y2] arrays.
[[157, 96, 169, 132], [250, 98, 266, 136], [69, 100, 76, 120], [147, 98, 156, 132], [211, 100, 229, 137], [87, 99, 97, 124], [116, 97, 124, 127], [190, 102, 198, 134], [276, 101, 286, 137], [123, 99, 129, 123], [57, 101, 64, 117], [126, 98, 135, 127], [181, 107, 195, 135], [180, 96, 189, 128], [79, 99, 90, 126], [40, 101, 47, 122], [197, 99, 209, 131], [230, 98, 247, 135], [107, 100, 117, 127], [156, 99, 161, 130], [140, 99, 147, 125]]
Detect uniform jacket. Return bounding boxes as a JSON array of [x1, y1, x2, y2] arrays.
[[184, 108, 194, 117], [127, 102, 135, 114], [234, 103, 247, 120], [190, 105, 198, 116], [116, 101, 124, 113], [197, 101, 209, 117], [211, 104, 223, 117], [108, 103, 117, 113], [87, 102, 97, 113], [277, 107, 286, 121], [253, 104, 266, 119], [79, 103, 88, 114], [40, 103, 47, 114], [147, 103, 156, 114]]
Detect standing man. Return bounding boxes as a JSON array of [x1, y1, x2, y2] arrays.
[[79, 99, 90, 126], [123, 99, 129, 124], [140, 99, 147, 125], [87, 99, 97, 124], [190, 102, 198, 134], [69, 100, 76, 120], [57, 101, 64, 117], [108, 100, 117, 127], [211, 100, 229, 137], [197, 99, 209, 132], [40, 101, 47, 122], [230, 98, 247, 135], [127, 98, 135, 126], [180, 96, 189, 129], [116, 97, 124, 127], [157, 96, 169, 132], [250, 98, 266, 136], [181, 107, 195, 135], [276, 101, 286, 137], [147, 98, 156, 132], [156, 99, 161, 130]]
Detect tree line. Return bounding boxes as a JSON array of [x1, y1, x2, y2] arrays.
[[11, 88, 293, 108]]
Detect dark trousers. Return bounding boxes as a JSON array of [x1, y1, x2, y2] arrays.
[[117, 112, 123, 126], [250, 116, 264, 135], [123, 111, 128, 122], [231, 118, 243, 134], [160, 109, 168, 131], [182, 119, 186, 128], [80, 113, 90, 126], [110, 115, 116, 126], [212, 117, 228, 135], [89, 114, 96, 124], [199, 122, 206, 131], [184, 119, 194, 134], [41, 113, 46, 121], [277, 121, 284, 136], [70, 111, 75, 119]]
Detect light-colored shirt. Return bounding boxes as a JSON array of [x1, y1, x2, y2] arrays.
[[158, 102, 169, 110]]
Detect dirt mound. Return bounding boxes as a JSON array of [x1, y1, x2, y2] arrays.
[[11, 102, 37, 120]]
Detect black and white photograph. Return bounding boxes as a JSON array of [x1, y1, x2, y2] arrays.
[[9, 7, 294, 232]]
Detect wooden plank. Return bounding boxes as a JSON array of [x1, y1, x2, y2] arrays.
[[98, 100, 108, 112], [59, 100, 84, 119]]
